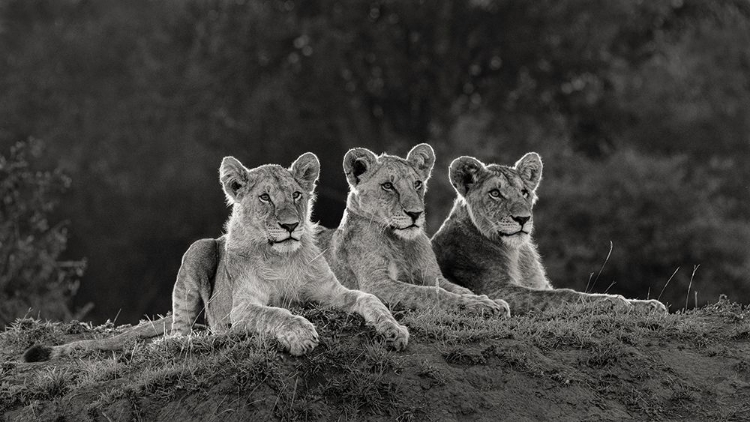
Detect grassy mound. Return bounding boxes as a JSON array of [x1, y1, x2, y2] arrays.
[[2, 300, 750, 421]]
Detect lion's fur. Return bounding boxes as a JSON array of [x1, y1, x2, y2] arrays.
[[317, 144, 509, 316], [432, 153, 667, 314], [24, 153, 408, 361]]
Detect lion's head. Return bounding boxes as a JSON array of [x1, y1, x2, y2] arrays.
[[343, 143, 435, 240], [449, 152, 542, 248], [220, 152, 320, 253]]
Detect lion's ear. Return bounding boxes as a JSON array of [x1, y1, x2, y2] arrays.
[[514, 152, 542, 191], [449, 156, 484, 197], [406, 143, 435, 181], [220, 156, 251, 204], [290, 152, 320, 193], [343, 147, 377, 186]]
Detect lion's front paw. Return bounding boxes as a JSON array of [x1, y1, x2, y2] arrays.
[[629, 299, 667, 314], [493, 298, 511, 317], [458, 294, 506, 316], [375, 319, 409, 351], [277, 316, 319, 356], [592, 294, 632, 312]]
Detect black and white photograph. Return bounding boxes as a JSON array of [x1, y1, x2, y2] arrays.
[[1, 0, 749, 420]]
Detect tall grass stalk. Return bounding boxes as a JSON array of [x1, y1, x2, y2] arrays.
[[685, 265, 700, 311], [658, 267, 680, 301], [587, 241, 613, 293]]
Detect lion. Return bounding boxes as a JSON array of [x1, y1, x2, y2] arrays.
[[316, 143, 509, 316], [23, 153, 408, 362], [430, 152, 667, 315]]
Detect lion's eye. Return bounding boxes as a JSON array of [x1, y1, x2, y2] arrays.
[[489, 189, 502, 198], [259, 193, 271, 202], [292, 191, 302, 200], [382, 182, 394, 191], [522, 189, 529, 198], [414, 181, 422, 190]]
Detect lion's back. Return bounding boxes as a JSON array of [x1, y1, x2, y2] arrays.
[[172, 235, 236, 333]]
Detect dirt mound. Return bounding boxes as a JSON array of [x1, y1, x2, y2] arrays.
[[2, 302, 750, 421]]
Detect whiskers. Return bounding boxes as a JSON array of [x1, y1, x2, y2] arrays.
[[477, 214, 502, 240]]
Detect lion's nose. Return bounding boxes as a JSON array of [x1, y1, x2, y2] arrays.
[[405, 211, 422, 223], [511, 215, 530, 226], [279, 222, 299, 233]]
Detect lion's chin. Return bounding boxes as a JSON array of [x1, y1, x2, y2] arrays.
[[499, 232, 529, 248], [270, 239, 302, 253], [392, 226, 422, 240]]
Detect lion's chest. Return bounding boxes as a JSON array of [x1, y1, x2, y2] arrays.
[[383, 244, 421, 285], [232, 260, 308, 307], [259, 266, 307, 306], [388, 262, 399, 281]]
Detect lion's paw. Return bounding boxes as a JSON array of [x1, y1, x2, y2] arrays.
[[277, 316, 319, 356], [593, 294, 632, 312], [629, 299, 667, 314], [458, 294, 506, 316], [375, 319, 409, 351], [493, 298, 511, 317]]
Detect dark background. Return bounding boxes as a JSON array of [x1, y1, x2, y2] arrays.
[[1, 0, 748, 326]]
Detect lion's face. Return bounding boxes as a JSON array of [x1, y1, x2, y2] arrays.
[[343, 144, 435, 240], [449, 153, 542, 248], [220, 153, 320, 253]]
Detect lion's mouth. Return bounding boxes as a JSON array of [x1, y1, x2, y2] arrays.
[[270, 237, 300, 244], [498, 230, 528, 237], [393, 224, 420, 231]]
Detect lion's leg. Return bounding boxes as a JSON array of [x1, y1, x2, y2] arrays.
[[172, 239, 218, 335], [305, 273, 409, 350], [362, 277, 505, 316], [489, 284, 638, 314], [408, 237, 510, 316], [438, 278, 475, 296], [628, 299, 668, 313], [230, 301, 319, 356], [436, 277, 510, 316], [345, 250, 504, 315]]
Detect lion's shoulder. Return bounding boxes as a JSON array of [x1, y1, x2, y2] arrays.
[[181, 236, 224, 268]]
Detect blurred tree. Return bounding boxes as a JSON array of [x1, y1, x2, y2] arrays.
[[537, 149, 750, 308], [0, 0, 747, 321], [0, 140, 88, 327]]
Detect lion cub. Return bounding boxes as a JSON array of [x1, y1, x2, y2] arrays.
[[24, 153, 407, 361], [317, 144, 509, 316], [431, 153, 667, 315]]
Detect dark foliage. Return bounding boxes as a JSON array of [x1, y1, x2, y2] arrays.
[[0, 0, 747, 323], [0, 140, 86, 326]]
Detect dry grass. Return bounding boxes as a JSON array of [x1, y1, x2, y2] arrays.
[[1, 298, 749, 421]]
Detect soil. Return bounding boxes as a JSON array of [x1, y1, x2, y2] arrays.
[[2, 305, 749, 422]]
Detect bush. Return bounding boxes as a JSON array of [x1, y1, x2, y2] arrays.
[[0, 0, 747, 322], [537, 149, 750, 309], [0, 139, 87, 327]]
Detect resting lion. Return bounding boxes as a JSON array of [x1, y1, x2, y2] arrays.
[[431, 152, 667, 315], [316, 144, 508, 316], [23, 153, 407, 361]]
